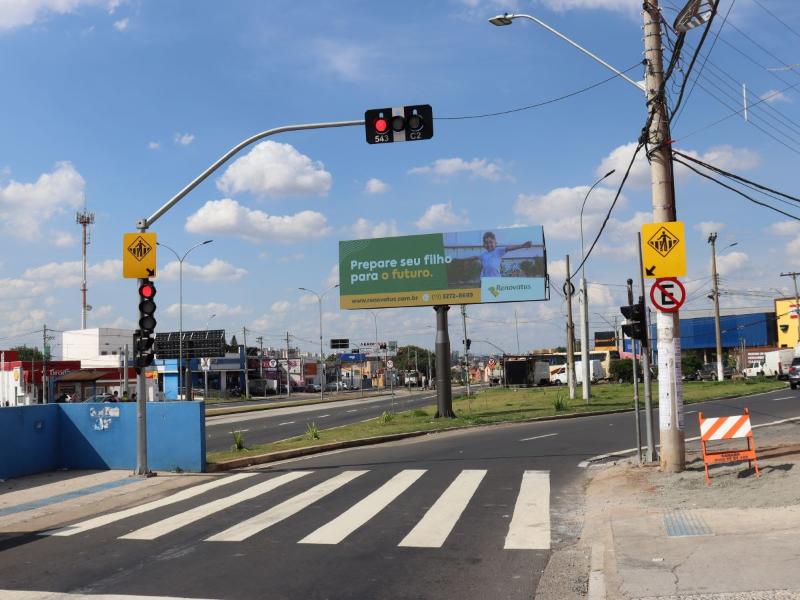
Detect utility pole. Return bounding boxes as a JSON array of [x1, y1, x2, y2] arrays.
[[42, 325, 51, 404], [580, 277, 590, 402], [644, 0, 684, 472], [76, 209, 94, 330], [242, 327, 250, 398], [514, 309, 521, 354], [285, 331, 291, 398], [427, 348, 432, 390], [780, 271, 800, 346], [123, 343, 129, 400], [565, 255, 577, 400], [414, 349, 419, 387], [461, 305, 471, 396], [709, 233, 724, 382], [638, 232, 656, 462], [256, 336, 264, 380]]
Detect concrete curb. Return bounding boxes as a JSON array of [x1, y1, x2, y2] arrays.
[[205, 391, 408, 417], [205, 385, 788, 472]]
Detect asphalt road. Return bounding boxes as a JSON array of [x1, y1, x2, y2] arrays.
[[1, 385, 798, 600], [205, 384, 479, 453]]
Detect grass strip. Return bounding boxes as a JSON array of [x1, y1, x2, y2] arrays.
[[207, 379, 787, 463]]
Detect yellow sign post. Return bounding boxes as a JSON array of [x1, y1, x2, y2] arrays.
[[123, 232, 157, 279], [641, 221, 686, 279]]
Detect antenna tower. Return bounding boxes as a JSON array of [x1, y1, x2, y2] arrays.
[[76, 209, 95, 329]]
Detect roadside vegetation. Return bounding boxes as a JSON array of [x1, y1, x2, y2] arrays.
[[207, 378, 787, 464]]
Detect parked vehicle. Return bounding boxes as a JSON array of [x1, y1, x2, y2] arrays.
[[697, 362, 734, 381], [744, 349, 795, 379], [304, 383, 322, 393], [788, 357, 800, 389], [550, 360, 603, 385]]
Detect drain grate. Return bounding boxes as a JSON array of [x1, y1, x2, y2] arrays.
[[663, 509, 713, 537]]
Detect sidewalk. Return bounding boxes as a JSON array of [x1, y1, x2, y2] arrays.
[[581, 420, 800, 599]]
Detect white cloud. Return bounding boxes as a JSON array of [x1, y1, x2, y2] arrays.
[[0, 162, 85, 237], [278, 253, 305, 263], [51, 231, 76, 248], [586, 283, 615, 308], [537, 0, 639, 13], [768, 221, 800, 236], [22, 259, 121, 288], [409, 158, 509, 181], [112, 17, 128, 31], [217, 141, 332, 198], [271, 300, 291, 313], [325, 264, 339, 288], [313, 40, 369, 81], [147, 141, 160, 150], [185, 198, 331, 243], [760, 89, 791, 104], [160, 258, 247, 282], [596, 142, 760, 189], [165, 302, 248, 318], [716, 251, 749, 277], [0, 0, 119, 31], [694, 221, 725, 239], [299, 294, 318, 306], [99, 316, 136, 329], [415, 201, 469, 231], [174, 132, 195, 146], [0, 278, 48, 300], [364, 178, 389, 194], [93, 305, 114, 318], [514, 185, 621, 240], [351, 218, 399, 239]]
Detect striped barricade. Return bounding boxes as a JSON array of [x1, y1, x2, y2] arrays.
[[698, 407, 760, 484]]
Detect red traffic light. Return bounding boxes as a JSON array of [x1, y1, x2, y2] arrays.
[[139, 281, 156, 299], [374, 118, 388, 134]]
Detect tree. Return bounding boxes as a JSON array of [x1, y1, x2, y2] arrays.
[[681, 351, 703, 377], [395, 345, 435, 376], [11, 346, 45, 362], [608, 359, 643, 383]]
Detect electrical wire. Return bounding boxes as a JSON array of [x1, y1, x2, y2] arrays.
[[752, 0, 800, 42], [436, 62, 643, 121]]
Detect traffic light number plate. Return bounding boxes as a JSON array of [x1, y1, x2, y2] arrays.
[[374, 134, 391, 144]]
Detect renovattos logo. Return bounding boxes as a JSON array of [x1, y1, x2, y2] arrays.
[[488, 283, 533, 297]]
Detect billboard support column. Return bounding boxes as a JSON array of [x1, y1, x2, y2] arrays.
[[434, 305, 455, 418]]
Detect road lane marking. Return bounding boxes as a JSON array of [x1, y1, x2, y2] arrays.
[[0, 592, 219, 600], [278, 421, 295, 426], [318, 414, 330, 418], [229, 428, 249, 433], [519, 433, 558, 442], [120, 472, 310, 540], [346, 409, 358, 413], [771, 396, 794, 401], [398, 469, 486, 548], [504, 470, 550, 550], [299, 469, 426, 545], [206, 471, 368, 542], [43, 473, 257, 537]]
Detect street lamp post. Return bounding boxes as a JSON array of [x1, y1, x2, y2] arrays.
[[157, 240, 213, 400], [298, 284, 340, 402], [709, 235, 738, 382], [206, 313, 216, 331]]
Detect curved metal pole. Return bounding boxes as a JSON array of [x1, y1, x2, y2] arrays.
[[139, 119, 364, 230], [495, 14, 646, 94], [580, 170, 616, 277]]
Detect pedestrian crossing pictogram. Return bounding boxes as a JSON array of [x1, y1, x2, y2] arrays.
[[647, 226, 679, 257], [43, 468, 551, 551], [127, 236, 153, 261]]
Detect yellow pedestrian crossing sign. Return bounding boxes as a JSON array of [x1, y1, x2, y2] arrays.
[[641, 221, 686, 279], [123, 232, 157, 279]]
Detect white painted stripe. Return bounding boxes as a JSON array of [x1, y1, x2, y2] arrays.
[[504, 470, 550, 550], [519, 433, 559, 442], [346, 409, 358, 413], [206, 471, 367, 542], [121, 472, 310, 540], [398, 470, 486, 548], [771, 396, 794, 401], [278, 421, 295, 426], [700, 418, 717, 437], [318, 414, 330, 418], [709, 417, 740, 440], [299, 469, 426, 545], [44, 473, 257, 537], [0, 592, 219, 600]]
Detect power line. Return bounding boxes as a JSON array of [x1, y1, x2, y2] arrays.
[[752, 0, 800, 41], [436, 63, 643, 120]]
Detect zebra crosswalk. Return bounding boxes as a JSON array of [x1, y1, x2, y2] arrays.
[[43, 468, 551, 550]]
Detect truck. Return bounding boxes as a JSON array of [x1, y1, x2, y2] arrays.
[[550, 360, 604, 385], [743, 348, 795, 379]]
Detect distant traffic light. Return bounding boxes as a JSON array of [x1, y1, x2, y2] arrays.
[[135, 280, 157, 370], [620, 296, 648, 344], [365, 105, 433, 144], [466, 338, 472, 350]]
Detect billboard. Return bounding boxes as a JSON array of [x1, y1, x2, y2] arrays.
[[339, 227, 547, 309]]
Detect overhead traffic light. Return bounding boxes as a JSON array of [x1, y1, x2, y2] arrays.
[[365, 105, 433, 144], [464, 338, 472, 350], [620, 296, 648, 344], [135, 280, 157, 371]]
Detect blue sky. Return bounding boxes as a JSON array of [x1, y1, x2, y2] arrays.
[[2, 0, 800, 358]]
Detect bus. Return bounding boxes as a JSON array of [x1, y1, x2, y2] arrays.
[[535, 350, 620, 380]]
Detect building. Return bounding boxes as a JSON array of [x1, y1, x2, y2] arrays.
[[61, 328, 135, 368], [774, 297, 800, 349]]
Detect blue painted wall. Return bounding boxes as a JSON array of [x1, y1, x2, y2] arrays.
[[0, 405, 59, 480], [0, 402, 205, 479], [642, 312, 776, 350]]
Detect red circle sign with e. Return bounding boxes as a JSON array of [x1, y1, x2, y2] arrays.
[[650, 277, 686, 313]]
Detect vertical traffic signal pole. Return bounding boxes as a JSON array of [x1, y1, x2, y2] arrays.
[[565, 255, 577, 400], [135, 276, 149, 476], [628, 279, 642, 464], [461, 305, 471, 397], [638, 232, 656, 462], [643, 0, 684, 472]]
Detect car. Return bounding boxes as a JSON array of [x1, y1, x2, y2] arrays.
[[788, 357, 800, 389], [304, 383, 322, 393], [697, 362, 734, 381]]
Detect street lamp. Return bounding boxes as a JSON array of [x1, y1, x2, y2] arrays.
[[709, 235, 738, 381], [488, 13, 646, 94], [298, 284, 340, 401], [206, 313, 216, 331], [157, 239, 213, 400]]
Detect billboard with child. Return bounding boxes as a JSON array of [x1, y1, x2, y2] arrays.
[[339, 226, 548, 309]]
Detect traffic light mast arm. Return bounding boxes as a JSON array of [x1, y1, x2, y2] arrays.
[[137, 119, 364, 231]]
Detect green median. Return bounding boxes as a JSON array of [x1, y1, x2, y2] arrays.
[[207, 378, 787, 464]]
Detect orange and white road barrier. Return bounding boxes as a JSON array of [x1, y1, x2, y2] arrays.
[[698, 407, 760, 484]]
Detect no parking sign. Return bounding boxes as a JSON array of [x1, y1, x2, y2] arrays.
[[650, 277, 686, 313]]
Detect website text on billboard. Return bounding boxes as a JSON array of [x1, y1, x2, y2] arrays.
[[339, 227, 548, 309]]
